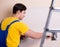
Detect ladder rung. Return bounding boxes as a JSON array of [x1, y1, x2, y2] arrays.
[[48, 30, 60, 32], [52, 9, 60, 12]]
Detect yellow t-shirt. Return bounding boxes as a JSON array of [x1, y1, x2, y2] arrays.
[[1, 17, 29, 47]]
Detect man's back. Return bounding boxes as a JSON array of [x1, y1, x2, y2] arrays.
[[1, 17, 29, 47]]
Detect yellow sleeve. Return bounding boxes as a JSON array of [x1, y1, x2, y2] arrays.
[[15, 22, 29, 35]]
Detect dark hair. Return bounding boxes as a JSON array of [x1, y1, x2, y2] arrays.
[[13, 3, 27, 14]]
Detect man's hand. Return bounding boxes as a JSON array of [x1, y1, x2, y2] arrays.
[[20, 35, 27, 40]]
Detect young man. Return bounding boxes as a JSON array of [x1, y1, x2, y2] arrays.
[[1, 3, 50, 47]]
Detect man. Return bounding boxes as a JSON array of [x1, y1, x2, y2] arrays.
[[1, 3, 51, 47]]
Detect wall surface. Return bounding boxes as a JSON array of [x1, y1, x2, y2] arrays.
[[0, 0, 60, 47]]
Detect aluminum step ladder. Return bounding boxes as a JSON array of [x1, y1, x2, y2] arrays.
[[40, 0, 60, 47]]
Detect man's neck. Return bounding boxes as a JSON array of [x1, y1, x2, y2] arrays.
[[13, 14, 19, 19]]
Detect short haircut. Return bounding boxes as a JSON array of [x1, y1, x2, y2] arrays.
[[13, 3, 27, 14]]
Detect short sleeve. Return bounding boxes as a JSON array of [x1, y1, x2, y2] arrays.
[[15, 22, 29, 35]]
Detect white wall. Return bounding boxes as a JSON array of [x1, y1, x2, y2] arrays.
[[0, 0, 60, 47]]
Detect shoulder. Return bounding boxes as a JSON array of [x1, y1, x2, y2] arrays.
[[13, 21, 28, 27]]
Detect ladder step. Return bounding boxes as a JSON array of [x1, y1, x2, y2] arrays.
[[48, 30, 60, 32], [52, 9, 60, 12]]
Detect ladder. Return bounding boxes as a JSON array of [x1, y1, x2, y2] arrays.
[[40, 0, 60, 47]]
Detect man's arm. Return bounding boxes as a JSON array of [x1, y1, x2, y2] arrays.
[[24, 29, 43, 39]]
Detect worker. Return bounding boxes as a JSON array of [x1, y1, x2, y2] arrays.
[[1, 3, 51, 47]]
